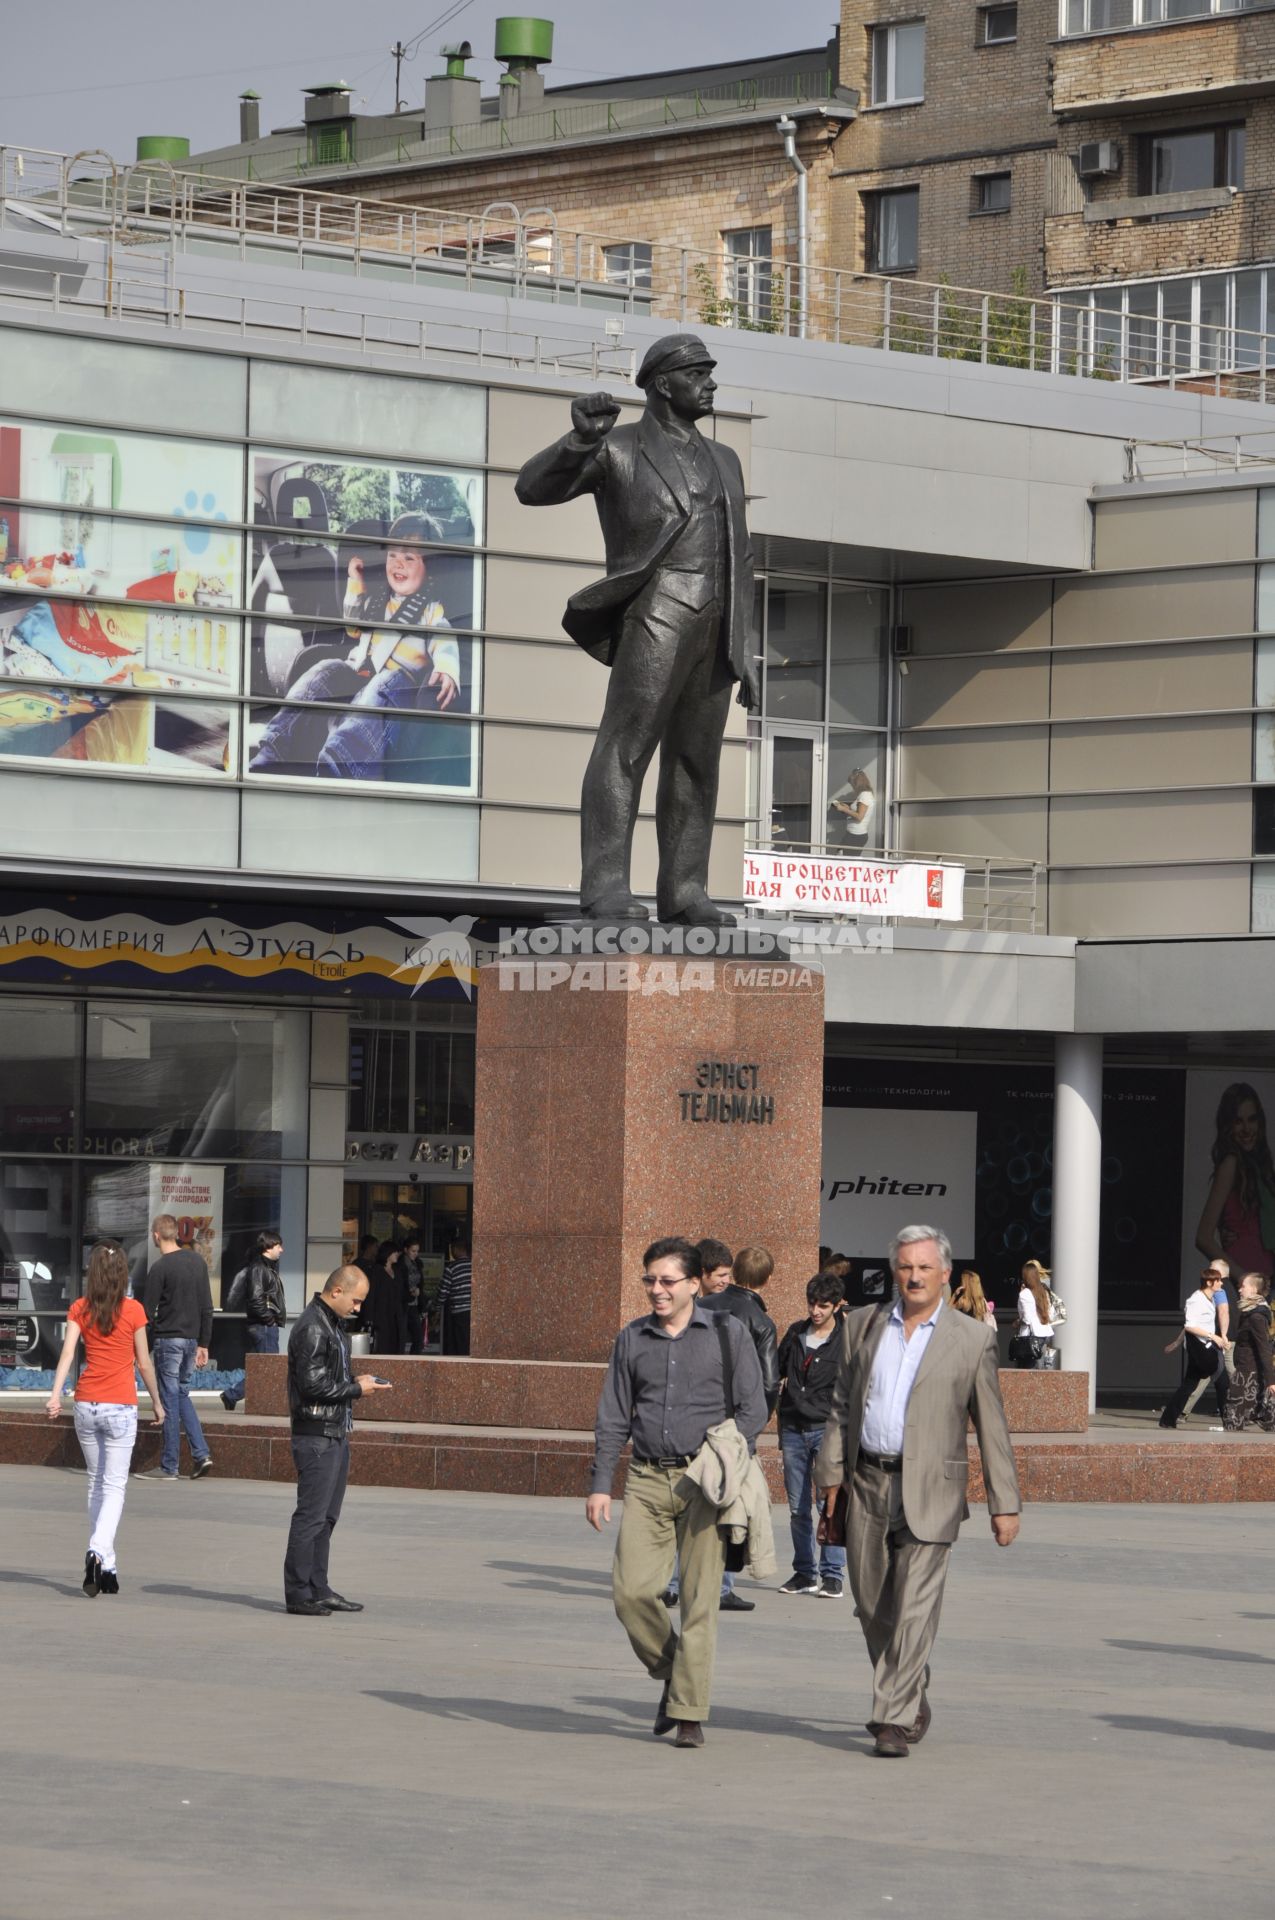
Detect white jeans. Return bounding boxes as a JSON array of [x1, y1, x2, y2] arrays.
[[74, 1401, 137, 1571]]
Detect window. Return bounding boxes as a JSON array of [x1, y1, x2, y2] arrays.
[[602, 242, 652, 291], [723, 226, 773, 324], [1062, 0, 1259, 32], [974, 172, 1012, 214], [865, 188, 920, 273], [765, 577, 827, 723], [870, 20, 925, 104], [1139, 123, 1244, 195], [980, 3, 1018, 40]]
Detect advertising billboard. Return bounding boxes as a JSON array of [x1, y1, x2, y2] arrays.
[[245, 449, 482, 794]]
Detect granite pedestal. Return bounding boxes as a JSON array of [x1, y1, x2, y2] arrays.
[[468, 954, 827, 1362]]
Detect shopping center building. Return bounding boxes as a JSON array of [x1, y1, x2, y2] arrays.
[[2, 149, 1275, 1405]]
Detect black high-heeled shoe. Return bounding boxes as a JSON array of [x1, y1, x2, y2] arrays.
[[99, 1569, 120, 1595], [83, 1551, 103, 1597]]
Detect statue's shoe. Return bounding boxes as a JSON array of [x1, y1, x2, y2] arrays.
[[658, 894, 738, 928], [580, 893, 650, 922]]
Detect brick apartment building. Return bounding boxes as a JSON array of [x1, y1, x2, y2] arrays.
[[174, 4, 1275, 357]]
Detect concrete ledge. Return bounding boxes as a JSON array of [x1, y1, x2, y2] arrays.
[[243, 1354, 1090, 1435]]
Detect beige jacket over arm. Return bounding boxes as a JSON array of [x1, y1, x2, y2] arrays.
[[813, 1302, 1021, 1544]]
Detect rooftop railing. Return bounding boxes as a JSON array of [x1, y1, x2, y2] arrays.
[[3, 142, 1275, 398], [1124, 431, 1275, 478]]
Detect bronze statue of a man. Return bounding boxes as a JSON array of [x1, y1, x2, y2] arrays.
[[515, 333, 758, 924]]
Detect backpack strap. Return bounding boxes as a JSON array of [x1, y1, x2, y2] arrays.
[[716, 1314, 736, 1423]]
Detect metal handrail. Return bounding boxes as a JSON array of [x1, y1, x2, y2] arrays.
[[745, 843, 1044, 932], [4, 140, 1275, 394]]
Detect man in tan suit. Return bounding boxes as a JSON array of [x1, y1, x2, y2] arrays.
[[816, 1224, 1021, 1758]]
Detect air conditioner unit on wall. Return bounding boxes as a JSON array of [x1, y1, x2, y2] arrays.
[[1077, 141, 1122, 179]]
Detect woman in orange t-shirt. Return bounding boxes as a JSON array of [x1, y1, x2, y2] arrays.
[[46, 1241, 165, 1596]]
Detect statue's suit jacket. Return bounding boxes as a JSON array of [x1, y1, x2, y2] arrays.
[[514, 411, 758, 708], [814, 1303, 1022, 1545]]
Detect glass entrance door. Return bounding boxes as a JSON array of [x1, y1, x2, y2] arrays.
[[762, 725, 825, 853]]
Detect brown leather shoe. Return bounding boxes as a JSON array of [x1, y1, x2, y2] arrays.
[[674, 1721, 705, 1749], [653, 1682, 675, 1737], [866, 1695, 931, 1746], [873, 1724, 910, 1758]]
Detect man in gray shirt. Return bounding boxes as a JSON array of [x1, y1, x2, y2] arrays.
[[587, 1236, 766, 1750]]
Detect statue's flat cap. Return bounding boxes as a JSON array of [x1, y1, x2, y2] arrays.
[[635, 333, 716, 389]]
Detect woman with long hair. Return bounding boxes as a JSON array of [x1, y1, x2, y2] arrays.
[[1196, 1081, 1275, 1279], [951, 1269, 997, 1331], [1013, 1261, 1056, 1369], [45, 1241, 165, 1596]]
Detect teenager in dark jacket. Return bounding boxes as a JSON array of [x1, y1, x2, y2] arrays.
[[776, 1273, 847, 1598], [221, 1229, 287, 1411], [699, 1245, 780, 1413]]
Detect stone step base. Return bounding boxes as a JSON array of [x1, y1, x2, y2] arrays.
[[241, 1353, 1091, 1435], [4, 1409, 1274, 1501]]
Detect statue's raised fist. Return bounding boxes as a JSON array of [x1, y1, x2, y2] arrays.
[[571, 391, 622, 444]]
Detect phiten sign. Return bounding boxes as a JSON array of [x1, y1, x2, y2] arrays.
[[743, 853, 965, 921]]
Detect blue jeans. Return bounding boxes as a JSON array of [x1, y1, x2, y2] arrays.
[[223, 1322, 280, 1408], [153, 1337, 209, 1476], [250, 658, 460, 784], [782, 1424, 847, 1582]]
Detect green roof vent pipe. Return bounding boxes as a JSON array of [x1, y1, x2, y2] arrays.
[[494, 18, 553, 116]]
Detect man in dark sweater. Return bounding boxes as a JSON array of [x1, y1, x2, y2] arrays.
[[776, 1273, 847, 1598], [135, 1213, 216, 1482]]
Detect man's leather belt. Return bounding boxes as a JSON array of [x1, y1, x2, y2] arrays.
[[633, 1453, 693, 1469], [859, 1448, 903, 1472]]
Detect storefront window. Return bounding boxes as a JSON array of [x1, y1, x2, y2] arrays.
[[0, 1157, 74, 1367], [414, 1029, 476, 1134], [84, 1003, 308, 1159], [0, 998, 77, 1152], [348, 1027, 410, 1132]]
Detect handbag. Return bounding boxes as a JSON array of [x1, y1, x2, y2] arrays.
[[1047, 1288, 1068, 1328], [1008, 1332, 1042, 1368], [714, 1317, 749, 1573], [1035, 1343, 1061, 1371], [817, 1484, 847, 1548]]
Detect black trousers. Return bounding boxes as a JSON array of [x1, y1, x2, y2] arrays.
[[580, 576, 733, 917], [1163, 1359, 1228, 1427], [284, 1433, 350, 1603], [442, 1309, 471, 1357]]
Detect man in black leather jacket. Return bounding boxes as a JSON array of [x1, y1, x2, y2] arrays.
[[283, 1266, 391, 1616], [699, 1246, 780, 1414], [221, 1230, 288, 1411]]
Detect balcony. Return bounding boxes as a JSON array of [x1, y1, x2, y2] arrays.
[[1052, 11, 1275, 118]]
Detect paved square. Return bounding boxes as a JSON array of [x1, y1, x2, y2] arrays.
[[5, 1463, 1273, 1920]]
